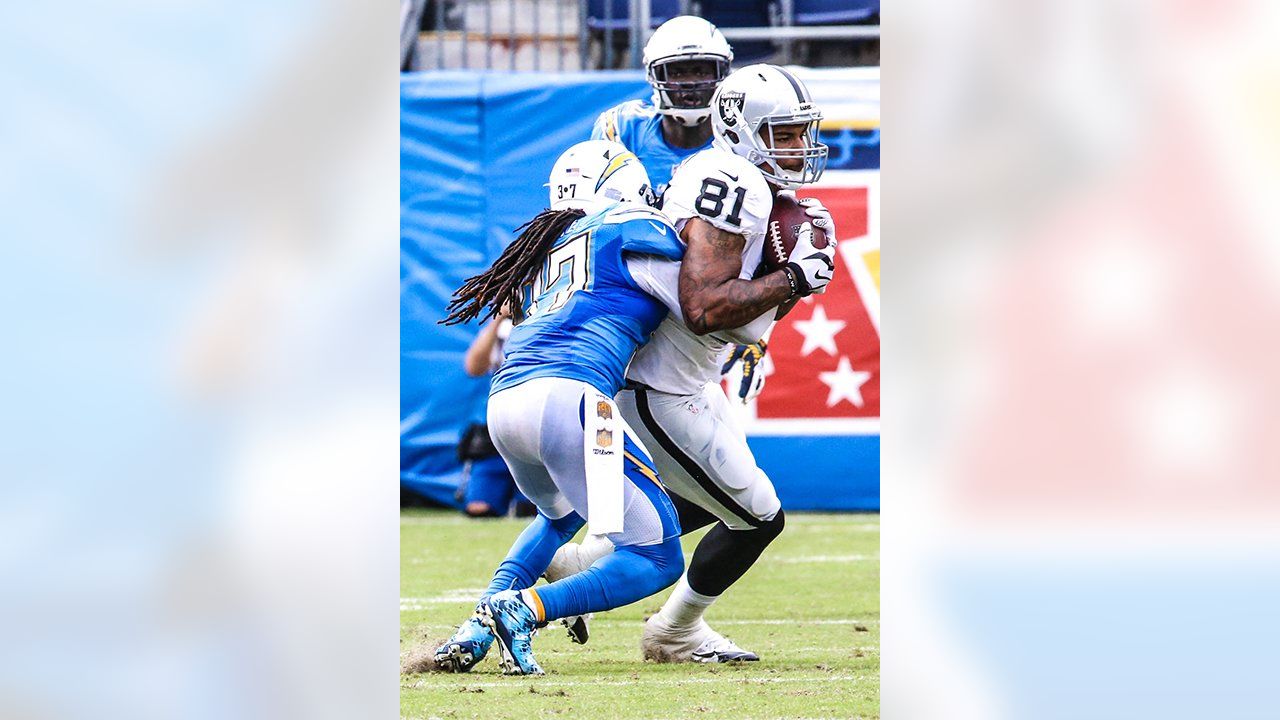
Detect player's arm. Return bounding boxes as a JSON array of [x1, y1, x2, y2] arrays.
[[462, 308, 508, 376], [624, 251, 683, 319], [678, 218, 793, 336]]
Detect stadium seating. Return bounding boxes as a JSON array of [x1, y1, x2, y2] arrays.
[[792, 0, 879, 26], [585, 0, 682, 31], [693, 0, 776, 64]]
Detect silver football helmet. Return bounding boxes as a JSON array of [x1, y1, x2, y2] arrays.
[[710, 64, 829, 188]]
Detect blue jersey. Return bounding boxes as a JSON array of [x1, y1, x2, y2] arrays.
[[591, 100, 711, 197], [491, 202, 684, 397]]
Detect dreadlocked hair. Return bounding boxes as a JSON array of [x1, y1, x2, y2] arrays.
[[440, 208, 586, 326]]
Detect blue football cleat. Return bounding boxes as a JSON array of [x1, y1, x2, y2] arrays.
[[433, 614, 494, 673], [478, 590, 544, 676]]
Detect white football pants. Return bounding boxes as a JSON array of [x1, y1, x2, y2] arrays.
[[487, 377, 678, 547], [615, 382, 781, 531]]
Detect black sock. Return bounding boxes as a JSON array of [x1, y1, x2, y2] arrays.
[[685, 511, 785, 597]]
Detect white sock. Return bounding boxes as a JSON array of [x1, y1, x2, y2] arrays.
[[579, 533, 615, 567], [656, 574, 717, 631], [545, 534, 616, 582]]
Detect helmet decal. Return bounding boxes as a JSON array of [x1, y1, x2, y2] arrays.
[[594, 151, 638, 192], [718, 91, 745, 127]]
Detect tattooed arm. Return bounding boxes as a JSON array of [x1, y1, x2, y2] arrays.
[[678, 218, 794, 335]]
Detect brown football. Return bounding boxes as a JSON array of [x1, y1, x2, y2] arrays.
[[763, 194, 828, 271]]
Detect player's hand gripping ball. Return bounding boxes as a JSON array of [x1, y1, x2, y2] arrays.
[[763, 193, 832, 271]]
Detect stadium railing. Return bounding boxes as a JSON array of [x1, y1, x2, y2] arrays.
[[402, 0, 879, 71]]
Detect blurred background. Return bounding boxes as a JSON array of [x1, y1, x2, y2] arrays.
[[884, 0, 1280, 718], [1, 1, 400, 718], [399, 0, 883, 518], [400, 0, 880, 72], [3, 0, 1279, 717]]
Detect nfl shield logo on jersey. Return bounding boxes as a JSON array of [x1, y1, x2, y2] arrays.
[[596, 428, 613, 447]]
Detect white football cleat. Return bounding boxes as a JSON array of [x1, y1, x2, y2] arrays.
[[641, 616, 760, 663]]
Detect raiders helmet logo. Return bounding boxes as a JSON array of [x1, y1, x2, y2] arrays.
[[596, 428, 614, 447], [718, 91, 745, 127], [596, 400, 613, 419]]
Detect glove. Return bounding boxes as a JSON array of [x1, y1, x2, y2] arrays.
[[784, 221, 836, 296], [797, 196, 836, 239], [720, 340, 768, 404]]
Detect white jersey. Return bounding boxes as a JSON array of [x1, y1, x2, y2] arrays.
[[626, 148, 775, 395]]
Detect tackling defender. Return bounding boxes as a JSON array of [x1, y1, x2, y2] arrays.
[[551, 65, 838, 663], [433, 141, 684, 676]]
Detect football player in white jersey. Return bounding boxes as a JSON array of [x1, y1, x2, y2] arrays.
[[549, 64, 838, 663]]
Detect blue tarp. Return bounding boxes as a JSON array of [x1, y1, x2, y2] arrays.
[[401, 71, 879, 510], [401, 72, 651, 507]]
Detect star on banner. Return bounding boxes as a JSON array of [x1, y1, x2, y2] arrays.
[[819, 356, 872, 408], [792, 304, 846, 357]]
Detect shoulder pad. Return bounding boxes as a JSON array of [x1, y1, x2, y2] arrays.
[[616, 99, 656, 119], [680, 149, 767, 187], [594, 100, 654, 143], [593, 106, 619, 142], [606, 203, 683, 260], [663, 150, 773, 237], [602, 201, 669, 225]]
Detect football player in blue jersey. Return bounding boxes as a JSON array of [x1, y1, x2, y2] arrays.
[[431, 140, 697, 676], [591, 16, 732, 197]]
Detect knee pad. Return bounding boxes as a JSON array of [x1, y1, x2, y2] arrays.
[[730, 509, 785, 553]]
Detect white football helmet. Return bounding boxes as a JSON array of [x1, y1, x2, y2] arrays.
[[547, 140, 654, 211], [643, 16, 733, 127], [710, 64, 829, 188]]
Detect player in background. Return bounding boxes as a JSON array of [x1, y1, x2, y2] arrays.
[[455, 306, 534, 518], [589, 15, 775, 407], [591, 15, 731, 197], [550, 65, 838, 663]]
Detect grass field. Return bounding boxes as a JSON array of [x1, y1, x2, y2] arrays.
[[401, 509, 879, 720]]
